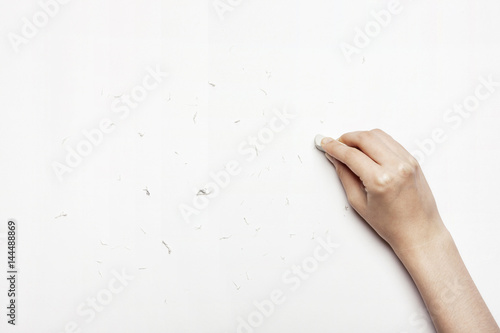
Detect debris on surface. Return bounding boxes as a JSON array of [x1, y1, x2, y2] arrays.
[[143, 187, 151, 196], [140, 227, 146, 234], [100, 240, 108, 246], [195, 225, 202, 230], [139, 267, 147, 270], [298, 155, 303, 164], [345, 205, 349, 211], [244, 218, 249, 225], [246, 272, 250, 280], [219, 235, 232, 240], [233, 281, 241, 290], [196, 188, 212, 196], [285, 197, 290, 206], [234, 120, 240, 123], [208, 82, 216, 87], [55, 212, 67, 219], [138, 132, 145, 137], [162, 241, 172, 254], [260, 88, 267, 96], [193, 112, 198, 124]]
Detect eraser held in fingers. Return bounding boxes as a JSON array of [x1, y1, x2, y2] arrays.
[[314, 134, 326, 152]]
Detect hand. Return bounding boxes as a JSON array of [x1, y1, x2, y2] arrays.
[[319, 129, 447, 252], [319, 129, 500, 332]]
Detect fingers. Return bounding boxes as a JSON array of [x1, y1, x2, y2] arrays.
[[321, 137, 380, 182], [369, 129, 416, 163], [325, 154, 367, 212], [338, 130, 400, 165]]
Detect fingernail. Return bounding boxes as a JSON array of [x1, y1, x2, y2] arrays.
[[314, 134, 326, 152], [336, 138, 346, 146], [321, 136, 334, 145]]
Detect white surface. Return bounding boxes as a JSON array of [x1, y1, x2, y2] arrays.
[[1, 0, 500, 332]]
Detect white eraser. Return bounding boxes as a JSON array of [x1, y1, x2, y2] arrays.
[[314, 134, 326, 152]]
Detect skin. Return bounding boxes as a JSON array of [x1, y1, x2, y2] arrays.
[[320, 129, 499, 333]]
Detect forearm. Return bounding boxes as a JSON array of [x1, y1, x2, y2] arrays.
[[318, 131, 499, 332], [395, 227, 500, 333]]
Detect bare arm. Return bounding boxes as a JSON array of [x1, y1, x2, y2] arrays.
[[318, 129, 499, 333]]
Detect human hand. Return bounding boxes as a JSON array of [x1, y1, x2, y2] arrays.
[[317, 129, 447, 253]]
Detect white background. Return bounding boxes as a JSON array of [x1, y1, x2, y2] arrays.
[[1, 0, 499, 332]]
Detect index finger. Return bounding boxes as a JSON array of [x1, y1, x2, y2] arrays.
[[338, 130, 400, 166], [321, 137, 381, 182]]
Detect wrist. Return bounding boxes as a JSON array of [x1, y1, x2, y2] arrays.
[[392, 222, 453, 265]]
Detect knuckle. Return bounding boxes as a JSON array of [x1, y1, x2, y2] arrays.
[[372, 172, 394, 193], [408, 156, 420, 170], [397, 162, 416, 178], [370, 128, 384, 135]]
